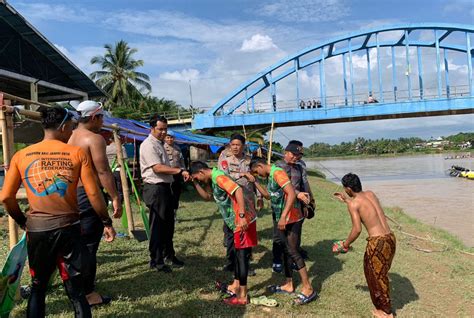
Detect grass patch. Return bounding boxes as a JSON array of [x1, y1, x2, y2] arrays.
[[2, 176, 473, 317]]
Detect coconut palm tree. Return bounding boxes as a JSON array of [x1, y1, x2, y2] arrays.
[[90, 40, 151, 108]]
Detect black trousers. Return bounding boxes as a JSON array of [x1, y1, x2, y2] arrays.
[[272, 216, 285, 264], [143, 183, 175, 265], [77, 187, 105, 296], [171, 174, 182, 211], [272, 215, 306, 264], [276, 219, 306, 278], [26, 224, 91, 318], [223, 223, 236, 266], [234, 248, 251, 286]]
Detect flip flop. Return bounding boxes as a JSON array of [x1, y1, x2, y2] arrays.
[[293, 291, 317, 305], [215, 280, 236, 296], [267, 285, 294, 295], [90, 295, 112, 308], [250, 295, 278, 307]]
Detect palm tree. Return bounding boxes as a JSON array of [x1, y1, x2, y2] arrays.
[[90, 40, 151, 108]]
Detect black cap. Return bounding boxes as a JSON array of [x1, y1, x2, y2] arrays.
[[288, 140, 303, 147], [285, 143, 303, 155], [230, 133, 246, 144]]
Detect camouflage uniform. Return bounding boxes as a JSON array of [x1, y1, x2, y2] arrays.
[[164, 143, 185, 211], [164, 143, 185, 169]]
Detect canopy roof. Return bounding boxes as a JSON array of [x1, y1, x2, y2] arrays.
[[0, 1, 104, 101]]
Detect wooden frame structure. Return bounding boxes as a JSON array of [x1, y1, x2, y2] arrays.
[[0, 92, 148, 248]]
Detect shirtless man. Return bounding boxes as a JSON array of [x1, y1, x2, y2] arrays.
[[333, 173, 396, 318], [68, 101, 122, 307]]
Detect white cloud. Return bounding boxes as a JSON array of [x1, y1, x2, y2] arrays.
[[102, 10, 268, 48], [160, 69, 200, 81], [13, 2, 96, 23], [54, 44, 70, 56], [258, 0, 350, 23], [443, 0, 474, 17], [240, 34, 277, 52]]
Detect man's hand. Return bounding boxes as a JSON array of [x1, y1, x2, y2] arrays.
[[333, 192, 347, 203], [112, 198, 123, 218], [236, 215, 249, 231], [103, 226, 116, 242], [277, 218, 287, 231], [182, 170, 190, 182], [297, 192, 310, 205], [332, 240, 349, 254], [242, 172, 256, 183]]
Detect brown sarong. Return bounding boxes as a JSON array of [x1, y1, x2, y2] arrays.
[[364, 232, 396, 314]]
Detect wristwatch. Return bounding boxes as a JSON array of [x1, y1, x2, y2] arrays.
[[239, 213, 245, 218], [102, 217, 113, 227]]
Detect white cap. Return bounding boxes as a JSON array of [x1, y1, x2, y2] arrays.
[[76, 100, 104, 117]]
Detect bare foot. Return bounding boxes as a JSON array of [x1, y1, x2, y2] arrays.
[[279, 282, 294, 293], [300, 286, 314, 297], [228, 281, 240, 295], [372, 308, 393, 318]]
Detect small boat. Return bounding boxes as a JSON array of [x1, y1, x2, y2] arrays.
[[448, 165, 474, 179]]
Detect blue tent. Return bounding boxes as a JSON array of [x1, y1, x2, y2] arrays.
[[104, 117, 261, 153]]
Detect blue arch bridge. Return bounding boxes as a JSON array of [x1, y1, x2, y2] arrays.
[[192, 23, 474, 131]]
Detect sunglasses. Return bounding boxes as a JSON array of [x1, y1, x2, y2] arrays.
[[57, 109, 79, 130]]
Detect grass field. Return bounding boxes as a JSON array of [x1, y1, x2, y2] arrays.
[[1, 175, 473, 317]]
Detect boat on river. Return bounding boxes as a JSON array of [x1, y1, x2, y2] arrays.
[[447, 165, 474, 179]]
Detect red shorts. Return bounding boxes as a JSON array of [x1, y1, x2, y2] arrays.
[[234, 221, 258, 249]]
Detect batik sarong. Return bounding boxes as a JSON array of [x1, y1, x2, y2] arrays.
[[364, 232, 396, 314]]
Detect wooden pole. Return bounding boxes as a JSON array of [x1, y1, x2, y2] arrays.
[[267, 119, 275, 165], [112, 124, 135, 236], [0, 98, 19, 248]]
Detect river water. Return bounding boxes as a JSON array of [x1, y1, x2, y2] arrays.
[[306, 153, 474, 247]]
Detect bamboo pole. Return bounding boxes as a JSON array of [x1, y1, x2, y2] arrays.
[[0, 99, 19, 248], [267, 119, 275, 165], [112, 124, 135, 236]]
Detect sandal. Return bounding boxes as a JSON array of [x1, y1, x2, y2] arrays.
[[267, 285, 294, 295], [223, 294, 249, 306], [250, 295, 278, 307], [215, 280, 235, 296], [293, 291, 317, 305]]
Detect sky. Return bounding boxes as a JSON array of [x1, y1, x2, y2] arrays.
[[8, 0, 474, 145]]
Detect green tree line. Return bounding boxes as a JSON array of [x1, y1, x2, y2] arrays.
[[306, 133, 473, 157]]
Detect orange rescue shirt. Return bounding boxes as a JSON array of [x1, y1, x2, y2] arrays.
[[1, 140, 100, 231]]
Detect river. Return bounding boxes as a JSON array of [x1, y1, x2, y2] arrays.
[[306, 153, 474, 247]]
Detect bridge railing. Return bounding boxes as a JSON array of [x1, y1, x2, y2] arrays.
[[138, 107, 212, 123], [224, 84, 470, 115]]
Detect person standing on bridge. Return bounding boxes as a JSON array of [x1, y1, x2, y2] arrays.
[[218, 133, 262, 274], [140, 114, 190, 273]]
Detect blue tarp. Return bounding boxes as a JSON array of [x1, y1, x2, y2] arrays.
[[103, 116, 260, 153]]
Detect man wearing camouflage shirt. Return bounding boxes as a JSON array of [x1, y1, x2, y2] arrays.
[[164, 131, 186, 221], [218, 133, 262, 273]]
